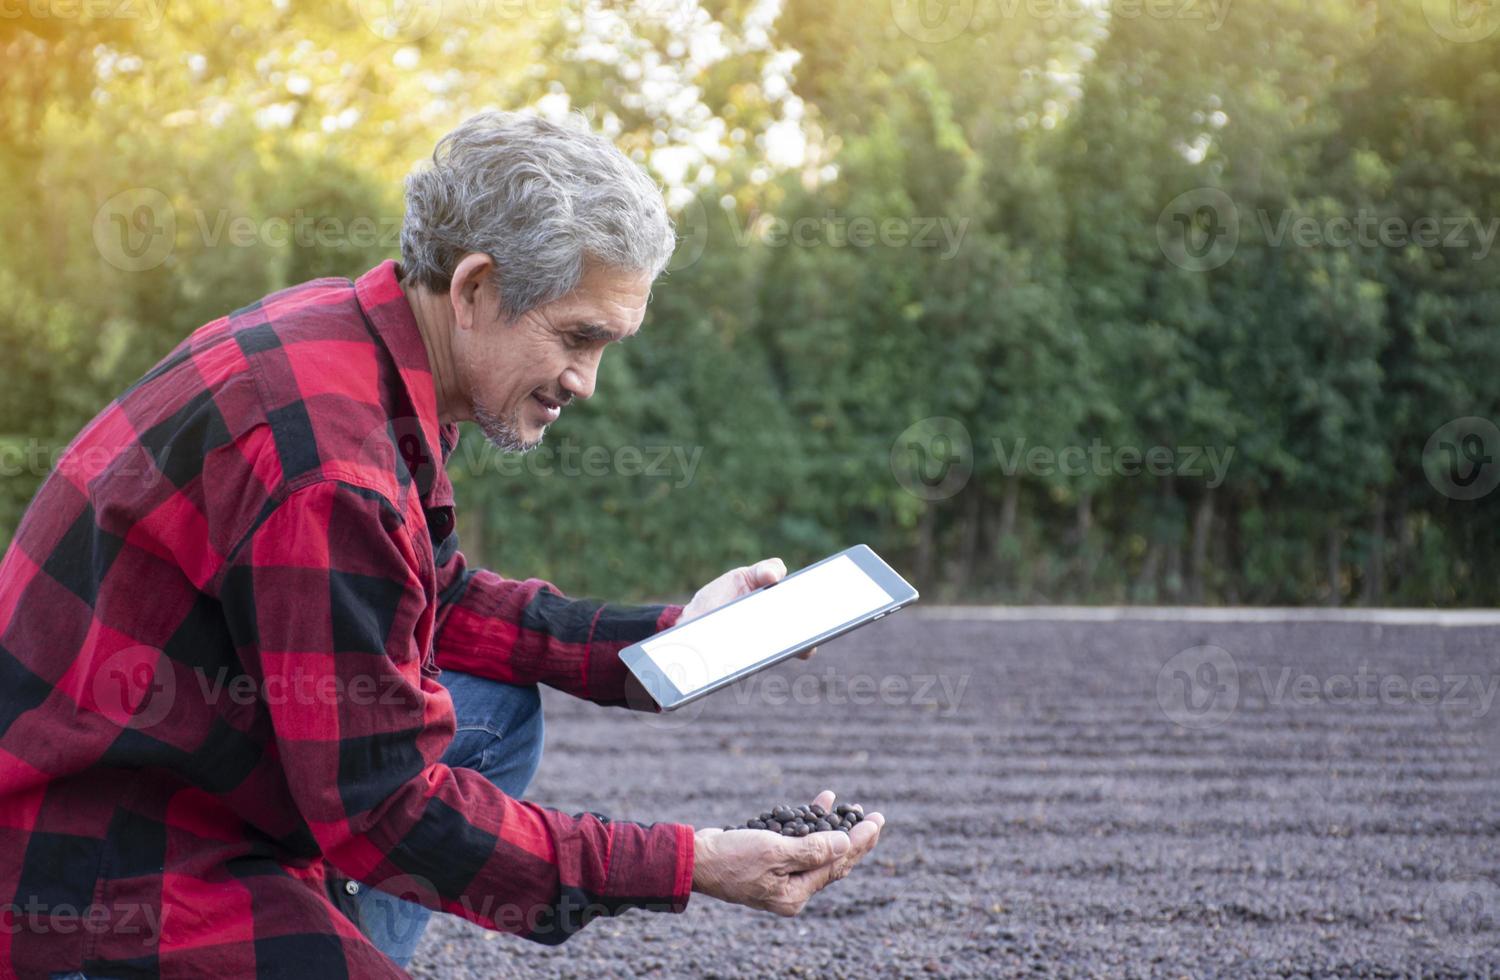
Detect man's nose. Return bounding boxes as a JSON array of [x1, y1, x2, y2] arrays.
[[561, 361, 597, 401]]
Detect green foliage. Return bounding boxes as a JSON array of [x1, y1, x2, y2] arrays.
[[3, 0, 1496, 605]]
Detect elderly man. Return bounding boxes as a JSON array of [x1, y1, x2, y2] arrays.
[[0, 111, 882, 978]]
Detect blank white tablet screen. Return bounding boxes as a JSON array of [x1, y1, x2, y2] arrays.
[[638, 554, 893, 693]]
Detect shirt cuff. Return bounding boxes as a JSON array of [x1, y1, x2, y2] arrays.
[[670, 822, 695, 912], [604, 820, 696, 915], [657, 603, 686, 631]]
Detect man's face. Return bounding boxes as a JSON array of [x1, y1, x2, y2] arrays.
[[455, 262, 651, 453]]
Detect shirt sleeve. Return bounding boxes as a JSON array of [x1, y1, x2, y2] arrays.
[[218, 479, 694, 943], [428, 527, 685, 708]]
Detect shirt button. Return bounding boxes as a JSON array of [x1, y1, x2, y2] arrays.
[[344, 880, 362, 896]]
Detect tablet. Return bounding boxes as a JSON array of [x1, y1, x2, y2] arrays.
[[621, 544, 919, 711]]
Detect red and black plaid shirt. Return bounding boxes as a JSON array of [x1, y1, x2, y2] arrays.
[[0, 260, 693, 978]]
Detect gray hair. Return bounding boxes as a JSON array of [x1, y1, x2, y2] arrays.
[[400, 110, 676, 318]]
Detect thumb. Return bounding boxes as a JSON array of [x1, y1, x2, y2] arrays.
[[752, 557, 787, 586], [782, 831, 850, 871]]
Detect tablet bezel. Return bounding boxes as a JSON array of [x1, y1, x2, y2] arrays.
[[620, 543, 919, 711]]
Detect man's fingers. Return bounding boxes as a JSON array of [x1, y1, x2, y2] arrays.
[[826, 814, 884, 878], [751, 557, 787, 587], [786, 853, 846, 901], [762, 811, 886, 915], [847, 813, 883, 856], [777, 827, 850, 872], [787, 816, 882, 899], [812, 789, 836, 813]]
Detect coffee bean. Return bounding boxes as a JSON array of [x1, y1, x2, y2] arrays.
[[731, 800, 872, 836]]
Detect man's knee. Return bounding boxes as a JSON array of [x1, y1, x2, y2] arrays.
[[439, 672, 545, 797], [493, 681, 544, 759]]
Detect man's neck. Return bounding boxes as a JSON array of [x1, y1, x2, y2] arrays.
[[401, 276, 467, 425]]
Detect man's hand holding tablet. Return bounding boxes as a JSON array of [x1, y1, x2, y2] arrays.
[[677, 557, 820, 660]]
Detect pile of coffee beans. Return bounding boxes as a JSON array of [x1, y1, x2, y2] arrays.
[[724, 802, 866, 837]]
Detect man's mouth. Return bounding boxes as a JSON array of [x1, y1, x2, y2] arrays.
[[532, 392, 563, 421]]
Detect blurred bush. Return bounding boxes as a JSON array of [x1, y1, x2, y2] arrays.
[[2, 0, 1496, 605]]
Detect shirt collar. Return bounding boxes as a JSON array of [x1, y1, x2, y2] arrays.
[[354, 259, 458, 510]]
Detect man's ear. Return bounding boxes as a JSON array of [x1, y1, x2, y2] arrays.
[[448, 252, 497, 333]]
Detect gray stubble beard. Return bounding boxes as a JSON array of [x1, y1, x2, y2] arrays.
[[474, 400, 545, 454]]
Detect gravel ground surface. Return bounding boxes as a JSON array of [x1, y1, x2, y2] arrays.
[[409, 612, 1500, 979]]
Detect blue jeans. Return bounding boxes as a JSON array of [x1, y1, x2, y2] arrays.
[[342, 670, 545, 969]]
